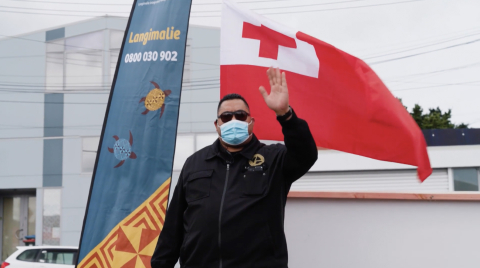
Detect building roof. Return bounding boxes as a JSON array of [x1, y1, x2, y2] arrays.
[[423, 128, 480, 146]]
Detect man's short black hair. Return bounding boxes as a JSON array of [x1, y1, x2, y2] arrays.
[[217, 93, 250, 112]]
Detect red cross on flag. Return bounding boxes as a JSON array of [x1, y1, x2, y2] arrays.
[[220, 0, 432, 181]]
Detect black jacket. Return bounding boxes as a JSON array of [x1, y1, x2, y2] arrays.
[[151, 109, 317, 268]]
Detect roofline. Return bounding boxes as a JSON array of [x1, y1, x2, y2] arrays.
[[0, 16, 219, 42], [0, 15, 128, 41], [189, 24, 220, 30], [17, 245, 78, 249]]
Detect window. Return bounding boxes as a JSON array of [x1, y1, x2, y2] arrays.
[[46, 39, 64, 92], [82, 137, 100, 173], [17, 249, 39, 262], [42, 189, 61, 245], [453, 168, 479, 191], [39, 250, 77, 265], [45, 31, 108, 92]]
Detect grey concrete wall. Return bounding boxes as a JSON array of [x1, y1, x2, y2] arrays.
[[284, 198, 480, 268]]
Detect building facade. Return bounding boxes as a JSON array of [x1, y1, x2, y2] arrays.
[[0, 16, 479, 263]]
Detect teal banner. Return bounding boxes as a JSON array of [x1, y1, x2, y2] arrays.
[[76, 0, 192, 267]]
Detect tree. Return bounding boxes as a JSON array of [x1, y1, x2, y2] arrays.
[[398, 99, 468, 129]]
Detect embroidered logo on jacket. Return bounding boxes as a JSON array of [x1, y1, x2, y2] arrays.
[[249, 154, 265, 166]]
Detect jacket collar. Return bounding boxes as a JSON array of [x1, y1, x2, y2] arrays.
[[206, 134, 261, 161]]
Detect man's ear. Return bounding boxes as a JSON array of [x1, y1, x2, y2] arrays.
[[248, 117, 255, 133]]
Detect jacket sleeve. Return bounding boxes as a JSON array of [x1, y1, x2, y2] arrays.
[[279, 108, 318, 185], [151, 169, 187, 268]]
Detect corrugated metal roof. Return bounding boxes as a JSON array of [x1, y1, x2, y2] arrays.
[[291, 169, 449, 192]]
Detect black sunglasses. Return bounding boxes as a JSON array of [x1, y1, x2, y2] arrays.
[[217, 110, 250, 123]]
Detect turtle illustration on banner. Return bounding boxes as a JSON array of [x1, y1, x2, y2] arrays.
[[139, 81, 172, 119], [107, 131, 137, 168]]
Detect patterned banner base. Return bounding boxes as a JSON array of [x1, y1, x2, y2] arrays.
[[78, 179, 171, 268]]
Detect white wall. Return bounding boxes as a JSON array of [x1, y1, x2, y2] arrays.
[[285, 198, 480, 268], [0, 139, 43, 188], [61, 138, 92, 246], [178, 25, 220, 134]]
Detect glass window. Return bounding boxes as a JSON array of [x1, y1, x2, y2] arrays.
[[453, 168, 479, 191], [82, 152, 97, 173], [2, 197, 21, 261], [110, 49, 120, 83], [65, 31, 103, 51], [183, 38, 191, 83], [17, 249, 39, 262], [65, 50, 103, 90], [43, 189, 61, 245], [39, 250, 76, 265], [28, 196, 36, 237], [46, 39, 64, 53], [82, 137, 100, 173], [110, 30, 124, 49], [46, 52, 64, 92], [57, 31, 105, 92]]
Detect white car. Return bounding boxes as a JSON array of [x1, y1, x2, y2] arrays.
[[1, 246, 78, 268]]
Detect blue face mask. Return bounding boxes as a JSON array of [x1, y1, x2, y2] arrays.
[[218, 120, 252, 146]]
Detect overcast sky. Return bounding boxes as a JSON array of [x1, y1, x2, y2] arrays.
[[1, 0, 479, 127]]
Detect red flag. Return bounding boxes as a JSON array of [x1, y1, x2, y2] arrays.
[[220, 0, 432, 181]]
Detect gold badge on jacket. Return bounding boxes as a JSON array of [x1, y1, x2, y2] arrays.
[[249, 154, 265, 166]]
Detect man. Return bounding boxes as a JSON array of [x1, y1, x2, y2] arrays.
[[151, 67, 317, 268]]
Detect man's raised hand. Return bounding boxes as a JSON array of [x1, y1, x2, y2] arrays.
[[259, 67, 290, 116]]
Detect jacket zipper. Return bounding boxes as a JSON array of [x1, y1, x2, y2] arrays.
[[218, 163, 230, 268]]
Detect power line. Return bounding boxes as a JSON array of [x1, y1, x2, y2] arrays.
[[0, 0, 422, 17], [0, 77, 220, 87], [0, 32, 116, 51], [195, 0, 317, 5], [384, 61, 480, 80], [362, 31, 480, 60], [188, 61, 219, 66], [0, 67, 219, 77], [0, 5, 130, 14], [0, 9, 107, 17], [0, 124, 102, 130], [0, 82, 221, 94], [0, 84, 220, 94], [5, 0, 132, 5], [352, 26, 480, 55], [190, 0, 423, 17], [388, 79, 480, 87], [5, 0, 325, 6], [0, 99, 219, 104], [391, 80, 480, 92], [369, 37, 480, 65], [191, 0, 368, 12]]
